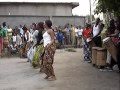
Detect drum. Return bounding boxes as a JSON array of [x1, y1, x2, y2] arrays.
[[96, 47, 107, 66], [92, 47, 99, 65], [103, 37, 117, 62]]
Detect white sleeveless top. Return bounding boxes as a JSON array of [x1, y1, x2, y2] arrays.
[[93, 24, 100, 37], [43, 31, 51, 47]]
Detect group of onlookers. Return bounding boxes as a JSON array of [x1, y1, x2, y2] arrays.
[[55, 25, 83, 48], [0, 22, 84, 58]]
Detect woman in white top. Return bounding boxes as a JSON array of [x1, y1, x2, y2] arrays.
[[42, 20, 56, 81]]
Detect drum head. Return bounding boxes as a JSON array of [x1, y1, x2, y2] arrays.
[[103, 37, 110, 43]]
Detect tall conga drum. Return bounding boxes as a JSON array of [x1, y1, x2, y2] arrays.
[[92, 47, 99, 65], [103, 37, 117, 62], [96, 47, 107, 67]]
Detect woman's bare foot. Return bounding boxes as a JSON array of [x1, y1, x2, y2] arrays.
[[44, 76, 49, 79], [47, 76, 56, 81]]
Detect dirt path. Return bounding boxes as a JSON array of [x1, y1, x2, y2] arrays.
[[0, 49, 120, 90]]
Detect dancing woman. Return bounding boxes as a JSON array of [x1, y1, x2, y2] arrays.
[[42, 20, 56, 81]]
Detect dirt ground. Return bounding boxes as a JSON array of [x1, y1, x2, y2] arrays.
[[0, 49, 120, 90]]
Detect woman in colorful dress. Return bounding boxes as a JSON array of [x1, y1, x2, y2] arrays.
[[82, 24, 92, 62], [42, 20, 56, 81], [21, 26, 30, 58]]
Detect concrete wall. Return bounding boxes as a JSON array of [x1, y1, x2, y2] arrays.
[[0, 16, 85, 28], [52, 16, 85, 27], [0, 3, 72, 16]]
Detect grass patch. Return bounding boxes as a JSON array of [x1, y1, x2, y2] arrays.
[[65, 48, 76, 52]]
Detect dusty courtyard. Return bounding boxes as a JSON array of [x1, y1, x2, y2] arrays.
[[0, 49, 120, 90]]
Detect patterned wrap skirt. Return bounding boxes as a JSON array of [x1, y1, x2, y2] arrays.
[[83, 40, 91, 61], [41, 44, 56, 77]]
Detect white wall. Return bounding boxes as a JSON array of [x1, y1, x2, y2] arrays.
[[0, 3, 72, 16]]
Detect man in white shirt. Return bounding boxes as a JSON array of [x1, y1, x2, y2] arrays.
[[77, 27, 83, 47], [74, 27, 83, 48], [92, 18, 102, 47], [65, 27, 71, 45]]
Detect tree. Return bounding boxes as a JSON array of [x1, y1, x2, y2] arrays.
[[95, 0, 120, 17]]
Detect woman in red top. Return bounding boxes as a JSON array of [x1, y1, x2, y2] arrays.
[[82, 24, 92, 62]]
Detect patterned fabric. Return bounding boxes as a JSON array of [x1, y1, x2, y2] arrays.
[[0, 37, 3, 56], [83, 40, 91, 61], [82, 28, 92, 39], [20, 43, 28, 58], [32, 44, 44, 68], [41, 44, 56, 77]]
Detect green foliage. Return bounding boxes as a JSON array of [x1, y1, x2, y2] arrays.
[[95, 0, 120, 16]]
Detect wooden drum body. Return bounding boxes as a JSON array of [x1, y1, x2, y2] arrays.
[[92, 47, 99, 65], [96, 48, 107, 66], [103, 37, 117, 62]]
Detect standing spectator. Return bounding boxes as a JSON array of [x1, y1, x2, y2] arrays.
[[12, 32, 17, 47], [2, 22, 8, 49], [56, 30, 64, 49], [16, 30, 22, 49], [74, 27, 79, 48], [71, 25, 76, 46], [77, 27, 83, 48], [7, 25, 13, 40], [19, 25, 24, 37], [2, 22, 8, 34], [65, 26, 71, 45], [0, 25, 4, 57], [74, 26, 83, 48]]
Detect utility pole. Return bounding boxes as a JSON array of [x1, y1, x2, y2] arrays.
[[89, 0, 92, 24]]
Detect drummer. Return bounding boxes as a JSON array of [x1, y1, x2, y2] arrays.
[[105, 19, 117, 71], [92, 18, 102, 47], [108, 17, 120, 72]]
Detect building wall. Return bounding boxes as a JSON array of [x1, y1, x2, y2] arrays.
[[0, 16, 85, 28], [52, 16, 85, 27], [0, 3, 72, 16]]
